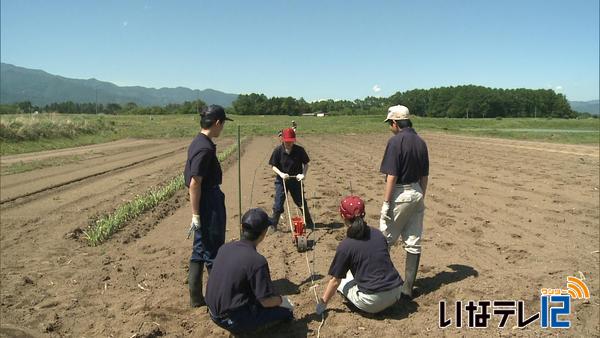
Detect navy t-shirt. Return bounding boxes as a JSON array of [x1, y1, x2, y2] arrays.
[[268, 144, 310, 176], [380, 128, 429, 184], [328, 227, 403, 293], [184, 133, 223, 190], [206, 240, 276, 316]]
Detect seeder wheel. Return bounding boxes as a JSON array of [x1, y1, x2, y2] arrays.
[[296, 235, 308, 252]]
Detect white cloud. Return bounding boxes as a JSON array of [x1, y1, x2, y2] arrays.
[[122, 21, 128, 27], [555, 85, 563, 92], [372, 84, 381, 93]]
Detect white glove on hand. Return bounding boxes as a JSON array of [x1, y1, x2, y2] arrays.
[[280, 296, 295, 311], [296, 174, 305, 181], [315, 300, 327, 315], [187, 214, 201, 239], [380, 202, 393, 221], [279, 172, 290, 180]]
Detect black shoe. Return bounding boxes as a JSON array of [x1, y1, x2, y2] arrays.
[[269, 213, 282, 227]]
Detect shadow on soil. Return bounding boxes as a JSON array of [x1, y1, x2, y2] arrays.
[[314, 221, 344, 230], [415, 264, 479, 298]]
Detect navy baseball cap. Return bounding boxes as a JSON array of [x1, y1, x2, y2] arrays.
[[242, 208, 270, 233], [202, 104, 233, 121]]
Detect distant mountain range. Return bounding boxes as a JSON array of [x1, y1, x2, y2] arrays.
[[0, 63, 238, 107], [1, 63, 598, 114], [569, 100, 599, 115]]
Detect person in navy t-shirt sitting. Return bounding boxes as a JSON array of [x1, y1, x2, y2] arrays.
[[316, 196, 404, 315]]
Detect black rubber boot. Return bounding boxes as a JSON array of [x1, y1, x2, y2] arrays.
[[188, 261, 206, 307], [269, 212, 282, 231], [401, 253, 421, 298]]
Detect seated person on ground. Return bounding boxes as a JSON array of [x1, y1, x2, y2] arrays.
[[206, 208, 294, 334], [316, 196, 404, 315]]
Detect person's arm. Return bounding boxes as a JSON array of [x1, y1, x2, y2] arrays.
[[380, 140, 398, 203], [189, 176, 203, 215], [302, 163, 309, 176], [321, 276, 342, 304], [383, 174, 397, 202], [272, 166, 284, 177], [259, 295, 283, 308], [419, 176, 428, 197]]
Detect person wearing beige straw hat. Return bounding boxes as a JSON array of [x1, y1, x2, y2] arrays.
[[379, 105, 429, 299]]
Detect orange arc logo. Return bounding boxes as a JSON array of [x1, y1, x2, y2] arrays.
[[566, 276, 590, 299]]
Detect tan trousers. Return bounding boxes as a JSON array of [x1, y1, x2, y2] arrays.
[[337, 271, 402, 314], [379, 183, 425, 254]]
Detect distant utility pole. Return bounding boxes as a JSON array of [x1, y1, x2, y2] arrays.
[[95, 88, 98, 114], [466, 108, 469, 119], [534, 106, 537, 119], [197, 90, 200, 112]]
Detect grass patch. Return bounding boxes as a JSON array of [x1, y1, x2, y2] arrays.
[[1, 114, 598, 156], [83, 140, 242, 246], [2, 155, 84, 175], [0, 113, 115, 141]]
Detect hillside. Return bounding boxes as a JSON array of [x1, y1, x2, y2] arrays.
[[0, 63, 238, 107], [569, 100, 600, 115]]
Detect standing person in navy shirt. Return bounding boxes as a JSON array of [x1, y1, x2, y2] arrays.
[[183, 104, 232, 307], [379, 105, 429, 299], [316, 196, 403, 315], [268, 127, 314, 230], [206, 208, 294, 334]]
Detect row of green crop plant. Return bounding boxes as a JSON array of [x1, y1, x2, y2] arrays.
[[0, 113, 115, 141], [84, 140, 242, 246]]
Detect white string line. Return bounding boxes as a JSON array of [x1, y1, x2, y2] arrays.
[[308, 190, 325, 337], [305, 249, 325, 338], [248, 141, 272, 206], [283, 168, 325, 337]]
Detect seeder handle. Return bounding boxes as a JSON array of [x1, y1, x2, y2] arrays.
[[282, 179, 295, 234]]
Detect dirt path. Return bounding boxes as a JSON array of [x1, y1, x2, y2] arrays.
[[0, 133, 598, 337]]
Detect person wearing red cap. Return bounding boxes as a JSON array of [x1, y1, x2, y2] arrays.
[[315, 196, 403, 315], [268, 127, 314, 230]]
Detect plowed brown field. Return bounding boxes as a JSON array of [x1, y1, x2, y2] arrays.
[[1, 133, 598, 337]]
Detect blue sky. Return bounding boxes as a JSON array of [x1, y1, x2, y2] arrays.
[[1, 0, 598, 101]]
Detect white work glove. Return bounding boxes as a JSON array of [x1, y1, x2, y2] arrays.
[[296, 174, 305, 181], [278, 172, 290, 180], [380, 202, 393, 222], [280, 296, 295, 311], [315, 299, 327, 315], [187, 214, 201, 239]]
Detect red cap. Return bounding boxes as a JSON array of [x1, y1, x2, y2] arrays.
[[282, 128, 296, 142], [339, 195, 365, 220]]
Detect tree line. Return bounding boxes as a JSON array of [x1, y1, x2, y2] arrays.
[[234, 86, 578, 118], [0, 100, 207, 115], [0, 85, 591, 118]]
